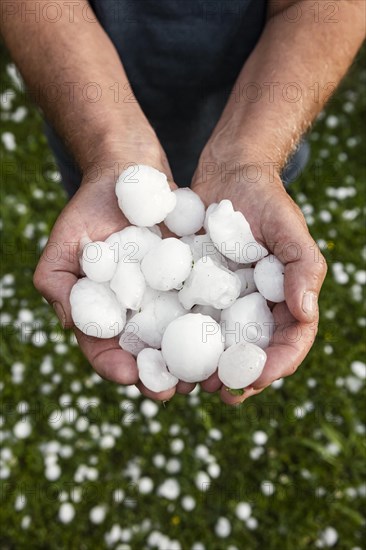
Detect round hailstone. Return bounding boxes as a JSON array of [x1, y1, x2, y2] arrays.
[[81, 241, 117, 283], [137, 348, 178, 392], [218, 342, 266, 388], [191, 304, 221, 323], [164, 188, 205, 236], [110, 260, 146, 310], [161, 313, 224, 383], [220, 292, 274, 349], [254, 255, 285, 302], [105, 226, 161, 263], [70, 278, 126, 338], [178, 257, 241, 310], [141, 238, 193, 291], [235, 268, 257, 297], [181, 234, 228, 268], [115, 164, 176, 226], [207, 199, 268, 263], [124, 290, 186, 348], [58, 502, 75, 524]]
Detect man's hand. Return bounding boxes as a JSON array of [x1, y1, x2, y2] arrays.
[[33, 151, 194, 402], [191, 151, 327, 405]]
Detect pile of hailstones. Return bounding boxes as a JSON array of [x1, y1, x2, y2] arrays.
[[70, 165, 285, 393]]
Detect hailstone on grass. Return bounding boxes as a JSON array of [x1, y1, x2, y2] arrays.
[[207, 199, 268, 263], [178, 257, 241, 310], [70, 278, 126, 338], [161, 313, 224, 382], [137, 348, 178, 392], [110, 260, 146, 310], [164, 188, 205, 236], [218, 342, 267, 389], [254, 255, 285, 302], [81, 241, 117, 283], [220, 292, 274, 350], [115, 164, 176, 226], [141, 238, 193, 291]]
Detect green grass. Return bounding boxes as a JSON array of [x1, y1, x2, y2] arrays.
[[0, 43, 365, 550]]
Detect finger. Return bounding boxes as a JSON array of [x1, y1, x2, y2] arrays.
[[251, 302, 318, 390], [74, 328, 139, 385], [136, 381, 176, 402], [220, 386, 262, 406], [262, 195, 327, 324], [176, 381, 196, 394], [33, 250, 79, 328], [201, 371, 222, 393]]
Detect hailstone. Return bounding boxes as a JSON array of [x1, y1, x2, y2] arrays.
[[207, 199, 268, 263], [119, 330, 148, 356], [254, 255, 285, 302], [161, 313, 224, 383], [191, 304, 221, 323], [220, 292, 274, 350], [178, 257, 241, 310], [137, 348, 178, 392], [141, 238, 193, 291], [164, 188, 205, 236], [125, 291, 187, 348], [235, 268, 257, 297], [181, 234, 228, 268], [115, 164, 176, 226], [70, 278, 126, 338], [105, 226, 161, 263], [218, 342, 267, 389], [203, 202, 218, 232], [81, 241, 117, 283], [110, 260, 146, 310]]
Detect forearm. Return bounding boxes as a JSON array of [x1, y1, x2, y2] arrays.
[[0, 0, 161, 171], [205, 0, 365, 170]]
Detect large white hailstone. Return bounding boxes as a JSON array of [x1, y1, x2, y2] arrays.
[[124, 291, 186, 348], [110, 260, 146, 310], [141, 238, 193, 291], [105, 226, 161, 263], [161, 313, 224, 383], [181, 234, 228, 268], [179, 257, 241, 310], [191, 304, 221, 323], [115, 164, 176, 226], [203, 202, 218, 232], [207, 199, 268, 263], [164, 188, 205, 236], [81, 241, 117, 283], [218, 342, 267, 388], [119, 329, 148, 357], [220, 292, 274, 350], [254, 255, 285, 302], [137, 348, 178, 392], [235, 268, 257, 297], [70, 278, 126, 338]]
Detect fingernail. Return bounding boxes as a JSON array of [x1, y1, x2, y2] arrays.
[[53, 302, 66, 328], [302, 291, 318, 316]]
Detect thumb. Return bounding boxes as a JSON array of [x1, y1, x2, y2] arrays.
[[33, 241, 79, 328], [279, 237, 327, 324]]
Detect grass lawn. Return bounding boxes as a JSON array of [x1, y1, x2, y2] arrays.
[[0, 42, 365, 550]]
